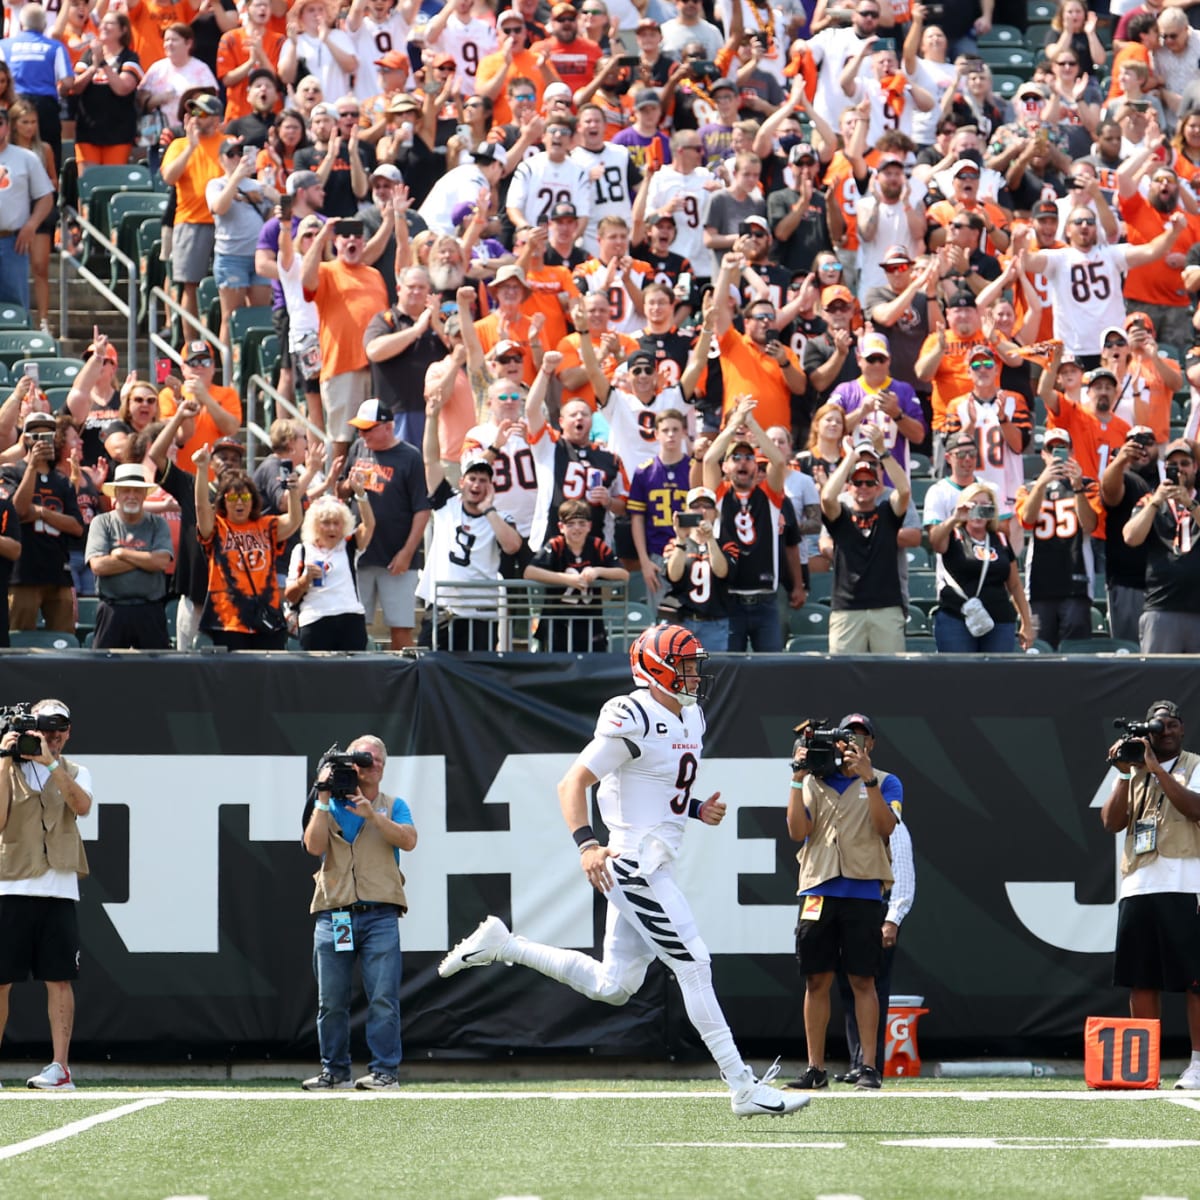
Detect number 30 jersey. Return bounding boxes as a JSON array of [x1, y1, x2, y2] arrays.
[[1039, 243, 1133, 359], [578, 689, 706, 858]]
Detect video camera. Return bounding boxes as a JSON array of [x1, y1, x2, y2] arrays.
[[791, 719, 859, 778], [1109, 718, 1163, 767], [0, 704, 70, 760], [316, 742, 374, 800]]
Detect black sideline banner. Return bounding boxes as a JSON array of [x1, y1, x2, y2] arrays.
[[3, 653, 1198, 1062]]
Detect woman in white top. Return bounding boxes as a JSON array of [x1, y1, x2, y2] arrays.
[[279, 0, 358, 110], [286, 493, 376, 650], [138, 22, 219, 131], [276, 212, 325, 433]]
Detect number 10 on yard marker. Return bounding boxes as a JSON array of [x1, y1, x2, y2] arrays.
[[1084, 1016, 1160, 1089]]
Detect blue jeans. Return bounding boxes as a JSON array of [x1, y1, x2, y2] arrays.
[[69, 548, 96, 597], [727, 595, 783, 652], [933, 609, 1016, 653], [312, 905, 403, 1078], [0, 235, 30, 310], [680, 616, 729, 651]]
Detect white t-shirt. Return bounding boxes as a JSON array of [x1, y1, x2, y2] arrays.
[[600, 386, 696, 477], [911, 58, 956, 146], [138, 55, 219, 126], [461, 422, 539, 537], [0, 761, 94, 901], [292, 29, 356, 106], [1039, 243, 1132, 357], [288, 536, 364, 626], [278, 249, 320, 349]]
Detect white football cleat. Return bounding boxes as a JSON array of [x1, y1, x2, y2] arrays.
[[727, 1059, 811, 1118], [1175, 1061, 1200, 1090], [438, 915, 512, 978]]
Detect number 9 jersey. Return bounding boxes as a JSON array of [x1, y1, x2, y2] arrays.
[[577, 689, 706, 861]]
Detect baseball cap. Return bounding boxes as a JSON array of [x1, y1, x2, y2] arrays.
[[374, 50, 410, 69], [710, 77, 737, 94], [646, 209, 675, 226], [725, 438, 756, 459], [877, 151, 906, 170], [22, 411, 55, 432], [349, 399, 394, 430], [450, 200, 478, 227], [881, 244, 914, 266], [86, 340, 119, 364], [462, 454, 494, 476], [860, 331, 890, 358], [497, 7, 525, 27], [635, 89, 663, 109], [949, 157, 981, 178], [967, 344, 995, 365], [1125, 311, 1154, 331], [219, 138, 247, 157], [627, 348, 656, 370], [186, 93, 222, 116], [491, 339, 523, 358], [432, 52, 455, 68], [637, 15, 659, 29], [788, 142, 816, 164], [543, 81, 572, 102], [473, 142, 508, 167], [944, 431, 977, 452], [1164, 437, 1196, 460], [34, 700, 70, 721], [821, 284, 854, 307], [549, 200, 578, 220], [1032, 199, 1059, 218], [1146, 700, 1183, 722], [945, 290, 977, 309], [685, 486, 717, 507], [742, 214, 769, 231], [310, 102, 339, 121], [1084, 366, 1117, 385], [184, 339, 214, 363], [840, 712, 876, 738], [1127, 424, 1156, 443], [212, 436, 245, 458], [371, 163, 402, 182], [1043, 427, 1071, 447], [1017, 81, 1050, 99], [287, 169, 321, 194]]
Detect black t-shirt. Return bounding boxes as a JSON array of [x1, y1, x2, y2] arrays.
[[340, 437, 433, 569], [1104, 469, 1151, 587], [158, 459, 207, 603], [824, 497, 904, 611], [360, 205, 428, 305], [0, 493, 21, 593], [803, 332, 858, 406], [69, 472, 103, 561], [1136, 492, 1200, 614], [631, 246, 692, 292], [190, 0, 237, 73], [766, 187, 831, 275], [862, 286, 930, 393], [529, 533, 619, 618], [544, 241, 590, 270], [75, 48, 142, 146], [0, 463, 82, 587], [295, 142, 376, 218], [363, 306, 449, 415], [666, 533, 730, 619], [937, 528, 1017, 623], [224, 111, 274, 149], [635, 327, 696, 385], [77, 394, 122, 467]]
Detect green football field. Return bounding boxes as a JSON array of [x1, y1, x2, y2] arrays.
[[2, 1078, 1199, 1200]]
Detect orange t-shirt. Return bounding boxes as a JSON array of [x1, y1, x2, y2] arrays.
[[717, 326, 799, 431], [1045, 392, 1130, 485], [216, 27, 287, 122], [554, 330, 639, 409], [160, 383, 243, 469], [1119, 191, 1200, 307], [920, 330, 996, 432], [474, 47, 555, 126], [306, 259, 388, 382], [508, 265, 578, 351], [1106, 43, 1149, 103], [424, 359, 477, 461], [161, 130, 224, 224], [129, 0, 195, 67], [824, 151, 861, 253], [1129, 355, 1180, 443], [474, 311, 538, 385]]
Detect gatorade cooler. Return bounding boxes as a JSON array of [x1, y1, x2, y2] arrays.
[[885, 994, 929, 1078]]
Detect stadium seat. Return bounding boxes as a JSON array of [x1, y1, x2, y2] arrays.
[[8, 629, 78, 649], [1026, 0, 1055, 22], [904, 636, 935, 652], [789, 604, 830, 635], [0, 362, 9, 387], [786, 634, 829, 652], [110, 192, 169, 285], [991, 73, 1024, 101], [13, 358, 84, 387], [1023, 452, 1043, 480], [197, 276, 221, 337], [978, 24, 1023, 46], [229, 306, 275, 393], [43, 387, 72, 410], [0, 302, 30, 330], [807, 571, 833, 604], [906, 572, 940, 605], [243, 332, 280, 392], [911, 477, 935, 508], [1059, 637, 1140, 654], [75, 596, 100, 641], [979, 46, 1035, 78], [905, 607, 931, 635], [0, 331, 58, 366], [1024, 638, 1056, 654], [1025, 22, 1053, 50], [1091, 606, 1109, 634], [909, 451, 933, 478]]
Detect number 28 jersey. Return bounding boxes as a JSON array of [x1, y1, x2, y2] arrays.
[[1040, 243, 1133, 358], [578, 688, 706, 858], [506, 153, 592, 230]]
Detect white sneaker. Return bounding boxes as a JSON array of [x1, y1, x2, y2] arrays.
[[727, 1059, 811, 1119], [438, 915, 511, 978], [1175, 1061, 1200, 1090], [27, 1062, 75, 1091]]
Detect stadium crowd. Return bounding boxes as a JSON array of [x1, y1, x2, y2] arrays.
[[1, 0, 1200, 653]]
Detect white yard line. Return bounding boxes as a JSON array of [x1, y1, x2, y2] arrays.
[[0, 1098, 165, 1160]]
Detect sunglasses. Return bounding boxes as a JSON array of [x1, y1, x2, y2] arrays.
[[850, 478, 878, 487], [223, 491, 253, 504], [186, 357, 213, 366], [820, 262, 844, 272], [511, 92, 536, 102], [1104, 339, 1127, 349], [729, 452, 756, 462], [495, 391, 522, 401], [968, 358, 995, 369], [338, 110, 360, 118], [885, 261, 911, 272], [130, 394, 159, 403], [858, 8, 880, 15], [496, 354, 523, 364], [747, 311, 776, 321], [950, 221, 976, 231], [1070, 217, 1097, 227], [864, 354, 888, 364], [630, 365, 656, 376]]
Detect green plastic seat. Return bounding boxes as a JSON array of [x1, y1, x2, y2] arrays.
[[0, 302, 30, 330], [0, 331, 58, 366], [13, 358, 84, 387]]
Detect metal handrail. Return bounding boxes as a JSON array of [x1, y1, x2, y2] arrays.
[[147, 285, 231, 383], [58, 205, 139, 374], [245, 373, 328, 470]]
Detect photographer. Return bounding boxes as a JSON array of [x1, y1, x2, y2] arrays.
[[0, 700, 92, 1091], [301, 735, 417, 1092], [785, 712, 899, 1092], [1101, 701, 1200, 1092]]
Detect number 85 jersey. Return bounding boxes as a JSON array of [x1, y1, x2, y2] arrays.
[[577, 689, 706, 860], [1039, 243, 1133, 359]]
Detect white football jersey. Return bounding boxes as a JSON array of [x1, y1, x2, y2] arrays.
[[570, 143, 635, 257], [431, 15, 497, 95], [349, 12, 412, 101], [580, 687, 707, 857], [1039, 243, 1132, 358], [507, 154, 593, 229], [415, 492, 515, 613], [645, 167, 715, 278], [600, 387, 696, 477], [461, 422, 539, 537]]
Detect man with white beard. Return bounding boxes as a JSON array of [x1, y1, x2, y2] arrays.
[[428, 236, 467, 301]]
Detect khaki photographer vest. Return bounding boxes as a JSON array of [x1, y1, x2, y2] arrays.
[[795, 771, 894, 895], [0, 758, 89, 881], [1121, 749, 1200, 877], [310, 795, 409, 914]]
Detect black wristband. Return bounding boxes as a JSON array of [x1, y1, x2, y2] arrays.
[[572, 824, 597, 847], [687, 797, 704, 820], [863, 776, 880, 788]]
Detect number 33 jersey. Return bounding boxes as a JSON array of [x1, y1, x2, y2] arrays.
[[577, 689, 706, 859]]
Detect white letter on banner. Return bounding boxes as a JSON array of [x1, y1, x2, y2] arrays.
[[76, 756, 307, 953]]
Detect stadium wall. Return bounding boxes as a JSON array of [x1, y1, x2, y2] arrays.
[[3, 653, 1197, 1062]]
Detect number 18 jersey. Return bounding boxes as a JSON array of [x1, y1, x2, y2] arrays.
[[579, 688, 706, 858], [1040, 243, 1132, 359]]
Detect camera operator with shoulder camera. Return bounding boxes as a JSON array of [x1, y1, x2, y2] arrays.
[[785, 712, 899, 1093], [1101, 701, 1200, 1091], [0, 700, 92, 1091], [301, 736, 417, 1092]]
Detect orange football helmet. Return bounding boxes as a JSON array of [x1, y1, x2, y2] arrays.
[[629, 624, 709, 706]]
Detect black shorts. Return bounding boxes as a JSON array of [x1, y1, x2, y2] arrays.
[[1113, 892, 1200, 993], [0, 895, 81, 983], [795, 894, 883, 979]]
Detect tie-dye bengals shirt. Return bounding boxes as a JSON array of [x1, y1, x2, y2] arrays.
[[198, 514, 285, 635]]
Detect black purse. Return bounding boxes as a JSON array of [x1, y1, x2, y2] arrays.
[[236, 541, 286, 635]]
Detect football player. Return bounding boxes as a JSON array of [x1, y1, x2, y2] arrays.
[[439, 625, 810, 1120]]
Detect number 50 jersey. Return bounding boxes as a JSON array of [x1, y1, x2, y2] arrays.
[[578, 689, 706, 860]]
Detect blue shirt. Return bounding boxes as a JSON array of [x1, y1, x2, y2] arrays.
[[0, 32, 70, 97], [330, 796, 413, 868], [800, 771, 903, 900]]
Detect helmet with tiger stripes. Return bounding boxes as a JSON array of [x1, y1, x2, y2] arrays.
[[629, 624, 709, 706]]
